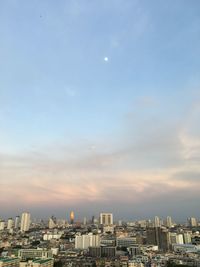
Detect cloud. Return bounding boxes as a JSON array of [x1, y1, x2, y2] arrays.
[[1, 98, 200, 219]]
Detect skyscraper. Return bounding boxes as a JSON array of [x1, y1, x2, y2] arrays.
[[7, 218, 14, 230], [147, 227, 170, 252], [14, 216, 20, 229], [188, 217, 197, 227], [154, 216, 160, 227], [20, 212, 31, 232], [100, 213, 113, 225], [166, 216, 173, 228], [48, 216, 56, 229], [75, 233, 100, 249], [0, 220, 5, 231], [70, 211, 75, 224]]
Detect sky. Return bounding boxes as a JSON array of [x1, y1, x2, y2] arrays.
[[1, 0, 200, 221]]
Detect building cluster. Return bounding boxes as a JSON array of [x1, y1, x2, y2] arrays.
[[1, 212, 200, 266]]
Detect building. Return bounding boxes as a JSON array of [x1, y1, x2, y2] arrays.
[[0, 257, 20, 267], [188, 217, 197, 227], [20, 212, 31, 232], [75, 233, 100, 249], [183, 232, 192, 244], [154, 216, 160, 227], [147, 227, 170, 251], [89, 247, 101, 257], [172, 244, 200, 253], [70, 211, 75, 224], [0, 221, 5, 231], [18, 249, 53, 260], [43, 233, 62, 241], [7, 218, 14, 230], [100, 213, 113, 225], [101, 237, 116, 247], [166, 216, 172, 228], [14, 216, 20, 229], [20, 259, 54, 267], [117, 237, 137, 248], [101, 246, 116, 257], [169, 233, 184, 245], [103, 225, 114, 234], [48, 216, 56, 229]]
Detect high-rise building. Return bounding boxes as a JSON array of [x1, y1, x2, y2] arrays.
[[75, 233, 100, 249], [20, 212, 31, 232], [14, 216, 20, 229], [48, 216, 56, 229], [166, 216, 173, 228], [183, 232, 192, 244], [188, 217, 197, 227], [7, 218, 14, 230], [83, 217, 87, 225], [147, 227, 170, 251], [154, 216, 160, 227], [0, 220, 5, 231], [100, 213, 113, 225], [169, 233, 184, 245], [70, 211, 75, 224]]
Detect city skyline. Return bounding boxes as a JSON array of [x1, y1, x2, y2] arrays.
[[1, 0, 200, 219]]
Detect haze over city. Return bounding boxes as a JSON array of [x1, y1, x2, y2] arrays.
[[1, 0, 200, 220]]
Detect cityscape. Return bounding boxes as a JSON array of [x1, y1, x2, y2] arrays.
[[1, 0, 200, 266], [1, 212, 200, 266]]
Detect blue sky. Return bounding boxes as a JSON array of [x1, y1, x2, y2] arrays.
[[1, 0, 200, 221]]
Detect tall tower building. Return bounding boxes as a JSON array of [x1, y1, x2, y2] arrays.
[[166, 216, 172, 228], [20, 212, 31, 232], [14, 216, 20, 229], [75, 233, 100, 249], [147, 227, 170, 251], [154, 216, 160, 227], [100, 213, 113, 225], [183, 232, 192, 244], [48, 216, 56, 229], [70, 211, 75, 224], [7, 218, 14, 230], [188, 217, 197, 227], [0, 220, 5, 231]]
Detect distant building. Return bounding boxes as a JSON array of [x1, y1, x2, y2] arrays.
[[166, 216, 173, 228], [154, 216, 160, 227], [18, 249, 53, 260], [14, 216, 20, 229], [70, 211, 75, 224], [183, 232, 192, 244], [7, 218, 14, 230], [20, 259, 54, 267], [0, 257, 20, 267], [103, 225, 114, 234], [43, 233, 62, 241], [101, 246, 116, 257], [83, 217, 87, 225], [147, 227, 170, 251], [170, 233, 184, 245], [100, 213, 113, 225], [117, 237, 137, 248], [20, 212, 31, 232], [188, 217, 197, 227], [48, 216, 56, 229], [75, 233, 100, 249], [0, 221, 5, 231]]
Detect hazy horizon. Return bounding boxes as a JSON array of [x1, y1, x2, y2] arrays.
[[1, 0, 200, 220]]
